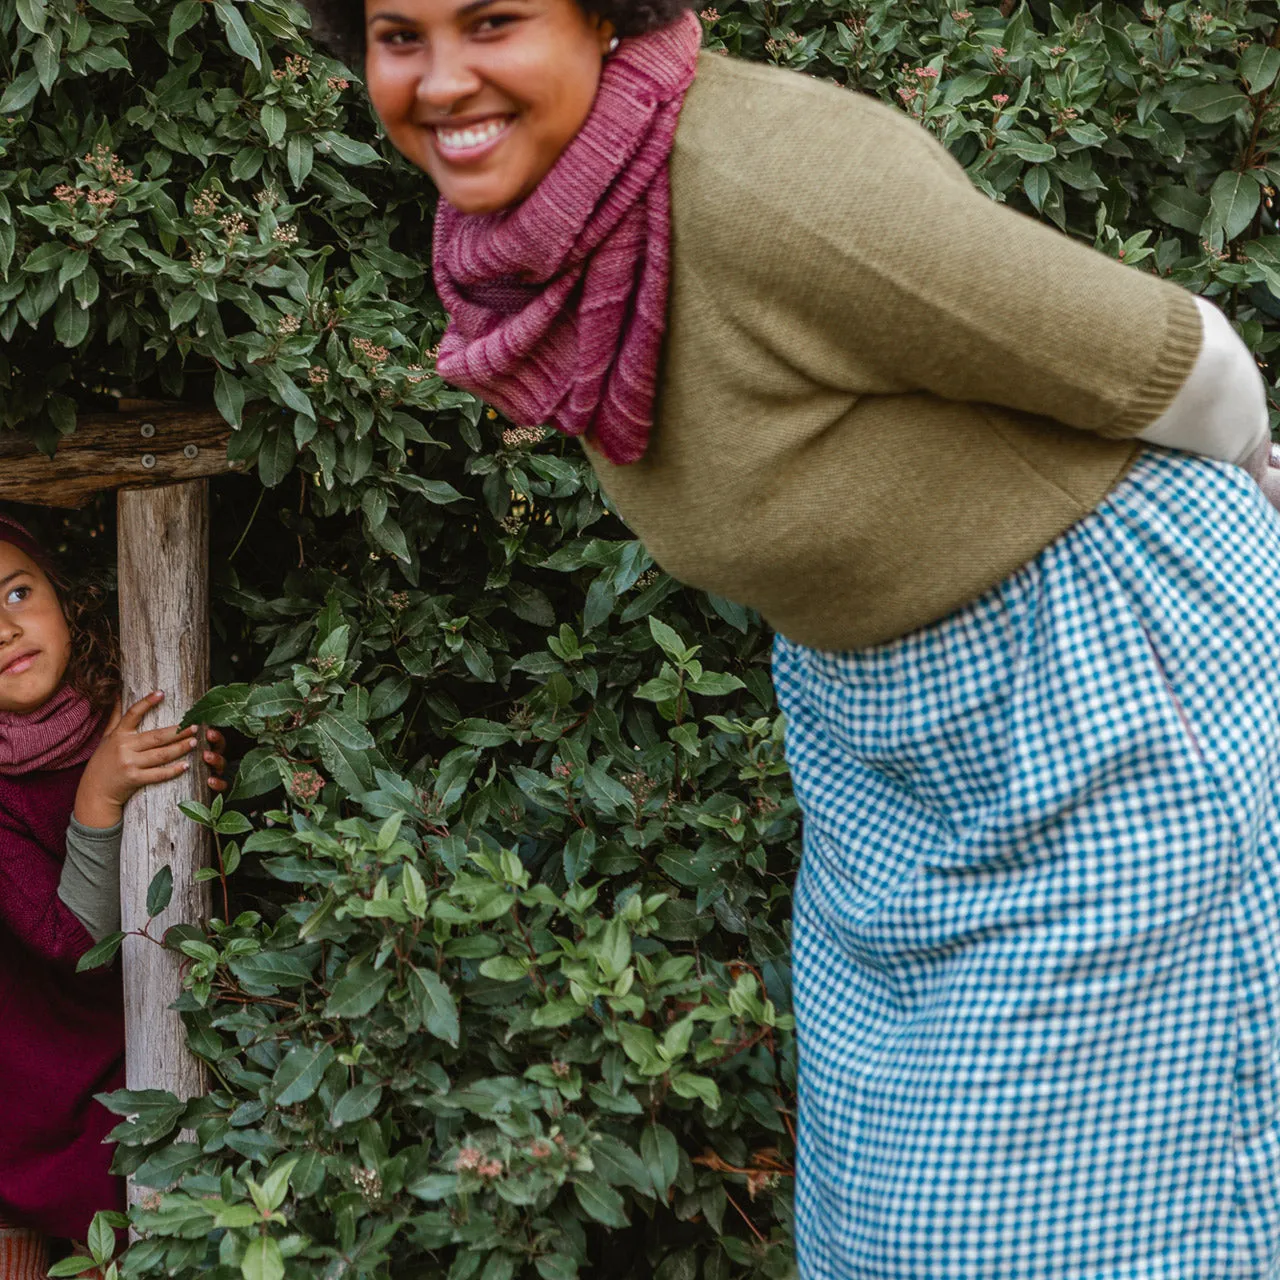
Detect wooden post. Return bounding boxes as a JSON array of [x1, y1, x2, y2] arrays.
[[116, 482, 212, 1105]]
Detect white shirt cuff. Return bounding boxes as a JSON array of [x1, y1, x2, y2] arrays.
[[1135, 294, 1268, 465]]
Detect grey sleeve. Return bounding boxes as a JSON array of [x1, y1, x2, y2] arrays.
[[57, 817, 123, 943]]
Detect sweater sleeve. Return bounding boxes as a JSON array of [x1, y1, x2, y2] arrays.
[[0, 804, 97, 967], [57, 817, 122, 943], [1134, 295, 1269, 464], [700, 81, 1204, 438]]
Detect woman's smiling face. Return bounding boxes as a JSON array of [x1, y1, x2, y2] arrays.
[[364, 0, 614, 214], [0, 542, 71, 716]]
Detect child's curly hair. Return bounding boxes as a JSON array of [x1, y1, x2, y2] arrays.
[[303, 0, 695, 65], [48, 567, 121, 713]]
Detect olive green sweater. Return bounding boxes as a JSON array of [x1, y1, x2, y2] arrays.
[[586, 53, 1204, 650]]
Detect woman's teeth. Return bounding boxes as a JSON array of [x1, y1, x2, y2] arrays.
[[435, 119, 510, 153]]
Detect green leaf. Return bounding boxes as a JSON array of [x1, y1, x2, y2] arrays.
[[272, 1042, 335, 1104], [214, 0, 262, 67], [261, 103, 287, 147], [409, 965, 460, 1045], [573, 1175, 629, 1227], [241, 1235, 283, 1280], [670, 1071, 722, 1109], [16, 0, 46, 34], [287, 134, 314, 186], [0, 69, 41, 114], [330, 1082, 383, 1126], [146, 865, 173, 917], [317, 131, 381, 165], [591, 1135, 651, 1194], [1242, 44, 1280, 93], [648, 615, 688, 661], [76, 930, 125, 972], [229, 949, 317, 988], [1210, 170, 1261, 241], [640, 1124, 679, 1198], [325, 961, 394, 1018], [257, 427, 298, 488], [1149, 184, 1210, 235], [167, 0, 203, 50], [87, 1212, 115, 1266], [1173, 82, 1249, 123], [451, 718, 511, 747]]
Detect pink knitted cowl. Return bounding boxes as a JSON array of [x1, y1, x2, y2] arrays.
[[432, 11, 703, 466]]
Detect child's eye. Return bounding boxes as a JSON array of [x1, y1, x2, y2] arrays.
[[5, 586, 30, 606], [474, 14, 517, 33], [377, 27, 419, 47]]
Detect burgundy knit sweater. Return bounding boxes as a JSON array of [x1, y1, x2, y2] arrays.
[[0, 764, 125, 1241]]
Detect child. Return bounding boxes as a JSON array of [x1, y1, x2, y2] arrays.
[[0, 514, 225, 1264]]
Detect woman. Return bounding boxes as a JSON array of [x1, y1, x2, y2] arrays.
[[308, 1, 1280, 1273]]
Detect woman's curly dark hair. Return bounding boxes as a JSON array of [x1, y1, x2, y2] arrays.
[[304, 0, 695, 66], [49, 567, 121, 714]]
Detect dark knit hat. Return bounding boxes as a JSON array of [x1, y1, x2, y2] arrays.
[[0, 516, 52, 573]]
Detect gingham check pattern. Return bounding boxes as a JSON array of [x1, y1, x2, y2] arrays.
[[773, 448, 1280, 1278]]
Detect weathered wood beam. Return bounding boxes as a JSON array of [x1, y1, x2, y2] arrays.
[[0, 405, 240, 507], [117, 483, 211, 1119]]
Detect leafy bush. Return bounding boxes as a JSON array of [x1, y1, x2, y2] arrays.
[[6, 0, 1280, 1277]]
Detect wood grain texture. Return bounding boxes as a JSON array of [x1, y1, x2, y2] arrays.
[[0, 405, 240, 506], [117, 483, 211, 1109]]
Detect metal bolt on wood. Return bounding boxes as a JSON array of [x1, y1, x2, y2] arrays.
[[140, 423, 156, 438]]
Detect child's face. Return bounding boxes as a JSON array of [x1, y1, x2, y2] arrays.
[[0, 542, 72, 715]]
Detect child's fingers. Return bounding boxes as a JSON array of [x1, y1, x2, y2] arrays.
[[204, 727, 225, 749], [203, 749, 226, 774], [207, 775, 229, 793], [135, 759, 193, 785], [117, 691, 165, 734], [132, 737, 198, 769], [133, 723, 198, 750]]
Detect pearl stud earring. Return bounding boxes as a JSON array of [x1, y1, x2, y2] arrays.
[[608, 35, 621, 54]]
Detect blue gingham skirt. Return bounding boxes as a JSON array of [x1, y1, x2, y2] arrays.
[[773, 448, 1280, 1278]]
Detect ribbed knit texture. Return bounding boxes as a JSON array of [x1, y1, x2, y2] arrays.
[[0, 1219, 48, 1280], [0, 684, 104, 776], [433, 11, 702, 465], [0, 765, 125, 1242], [587, 53, 1207, 649]]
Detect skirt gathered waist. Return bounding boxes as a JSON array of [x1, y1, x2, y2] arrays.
[[773, 448, 1280, 1278]]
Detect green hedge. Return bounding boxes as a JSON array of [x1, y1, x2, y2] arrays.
[[4, 0, 1277, 1277]]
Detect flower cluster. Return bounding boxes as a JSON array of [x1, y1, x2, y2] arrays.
[[290, 768, 324, 802], [327, 76, 350, 92], [501, 426, 544, 449], [764, 31, 801, 57], [700, 7, 719, 21], [82, 143, 133, 186], [219, 211, 249, 242], [193, 190, 221, 217], [309, 365, 329, 385], [350, 1166, 382, 1201], [454, 1147, 504, 1178], [272, 54, 310, 82], [277, 314, 301, 336], [272, 224, 299, 245], [352, 337, 390, 368]]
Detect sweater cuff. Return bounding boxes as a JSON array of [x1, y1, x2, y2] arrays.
[[1098, 286, 1206, 438], [57, 816, 123, 944]]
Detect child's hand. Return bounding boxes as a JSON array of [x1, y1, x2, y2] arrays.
[[203, 727, 228, 794], [73, 691, 200, 829]]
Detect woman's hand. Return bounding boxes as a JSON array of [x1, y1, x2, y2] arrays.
[[73, 691, 213, 829]]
